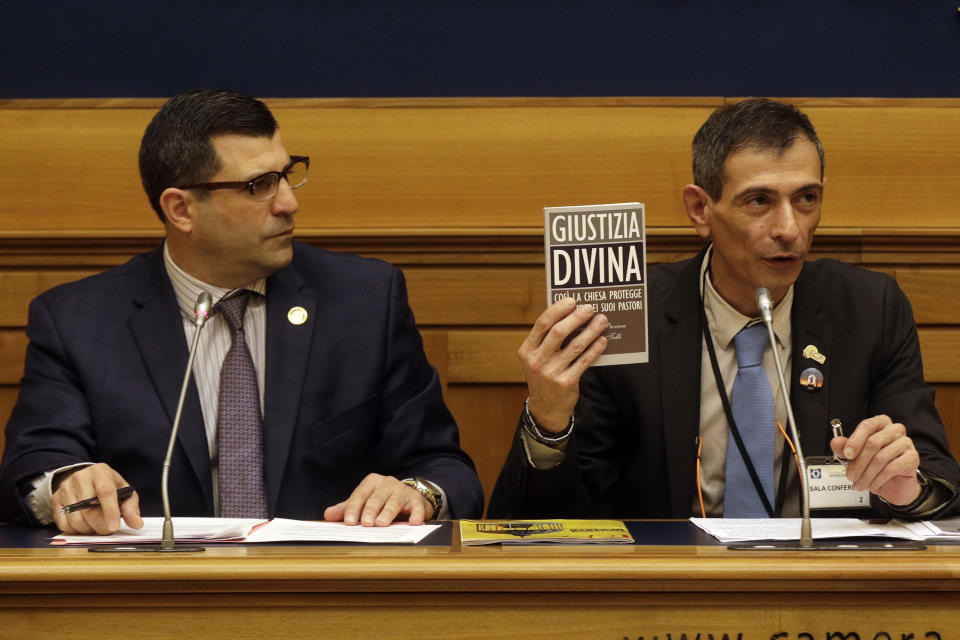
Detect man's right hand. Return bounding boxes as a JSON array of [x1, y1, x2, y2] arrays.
[[519, 297, 609, 433], [50, 463, 142, 535]]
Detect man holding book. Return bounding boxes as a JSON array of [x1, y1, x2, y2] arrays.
[[489, 98, 960, 520]]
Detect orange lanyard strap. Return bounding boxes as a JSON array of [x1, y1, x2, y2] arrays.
[[778, 421, 803, 487]]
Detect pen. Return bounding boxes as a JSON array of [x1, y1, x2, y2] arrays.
[[57, 486, 135, 515], [830, 419, 850, 464]]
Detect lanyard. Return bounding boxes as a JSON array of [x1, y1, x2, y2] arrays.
[[698, 288, 790, 518]]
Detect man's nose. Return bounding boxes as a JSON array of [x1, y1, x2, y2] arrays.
[[271, 178, 299, 216], [770, 202, 800, 242]]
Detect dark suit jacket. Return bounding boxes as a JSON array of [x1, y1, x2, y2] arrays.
[[0, 242, 483, 523], [489, 247, 960, 519]]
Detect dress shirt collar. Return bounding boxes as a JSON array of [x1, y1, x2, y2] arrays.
[[162, 241, 267, 321], [699, 245, 793, 350]]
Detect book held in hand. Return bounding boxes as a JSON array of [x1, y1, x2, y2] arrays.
[[544, 202, 648, 366]]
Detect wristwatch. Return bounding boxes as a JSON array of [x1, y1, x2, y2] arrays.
[[402, 477, 443, 518]]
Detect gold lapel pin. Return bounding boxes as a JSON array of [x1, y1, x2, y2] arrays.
[[802, 344, 826, 364], [287, 306, 308, 325]]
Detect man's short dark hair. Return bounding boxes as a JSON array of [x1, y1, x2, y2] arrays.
[[139, 88, 278, 222], [692, 98, 825, 200]]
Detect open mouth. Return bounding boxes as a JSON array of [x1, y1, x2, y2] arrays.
[[764, 255, 799, 269]]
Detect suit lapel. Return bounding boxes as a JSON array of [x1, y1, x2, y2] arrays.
[[659, 251, 707, 516], [128, 248, 212, 506], [262, 263, 316, 514], [791, 264, 832, 456]]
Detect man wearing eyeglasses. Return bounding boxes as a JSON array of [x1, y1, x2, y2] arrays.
[[0, 88, 483, 534]]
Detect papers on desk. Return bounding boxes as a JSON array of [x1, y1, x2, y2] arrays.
[[50, 517, 441, 546], [691, 517, 928, 542], [460, 519, 634, 545], [899, 517, 960, 540]]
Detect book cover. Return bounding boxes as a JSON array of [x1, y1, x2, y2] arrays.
[[544, 202, 648, 366], [460, 519, 634, 545]]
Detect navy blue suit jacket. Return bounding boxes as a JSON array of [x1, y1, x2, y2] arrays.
[[489, 247, 960, 519], [0, 242, 483, 523]]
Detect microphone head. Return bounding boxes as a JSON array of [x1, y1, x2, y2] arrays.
[[755, 287, 774, 323], [194, 292, 213, 327]]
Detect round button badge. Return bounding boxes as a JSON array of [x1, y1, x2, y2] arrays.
[[799, 367, 823, 392]]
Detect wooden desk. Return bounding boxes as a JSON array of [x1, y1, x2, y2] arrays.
[[0, 522, 956, 639]]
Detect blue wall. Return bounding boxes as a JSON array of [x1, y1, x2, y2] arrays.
[[3, 1, 958, 98]]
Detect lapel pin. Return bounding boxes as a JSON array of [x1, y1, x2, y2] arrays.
[[287, 306, 308, 326], [802, 344, 826, 364], [799, 367, 824, 392]]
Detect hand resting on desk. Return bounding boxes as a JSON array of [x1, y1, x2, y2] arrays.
[[323, 473, 434, 526], [50, 463, 142, 535]]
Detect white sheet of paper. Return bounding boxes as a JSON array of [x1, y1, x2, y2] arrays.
[[690, 517, 924, 542], [244, 518, 439, 544], [902, 518, 960, 538], [51, 517, 440, 545]]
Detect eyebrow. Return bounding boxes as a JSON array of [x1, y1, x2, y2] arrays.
[[240, 157, 295, 183], [732, 182, 824, 201]]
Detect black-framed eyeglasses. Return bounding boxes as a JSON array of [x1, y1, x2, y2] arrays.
[[179, 155, 310, 201]]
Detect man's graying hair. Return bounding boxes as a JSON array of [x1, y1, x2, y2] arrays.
[[139, 88, 278, 222], [692, 98, 825, 201]]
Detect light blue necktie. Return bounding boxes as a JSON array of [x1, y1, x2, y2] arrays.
[[724, 323, 776, 517]]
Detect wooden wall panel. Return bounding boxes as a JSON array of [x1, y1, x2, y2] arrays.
[[445, 383, 527, 508], [404, 267, 543, 326], [895, 267, 960, 324], [0, 332, 26, 385], [4, 98, 960, 236], [917, 328, 960, 383], [0, 388, 16, 454], [0, 108, 152, 232], [277, 103, 709, 230], [803, 104, 960, 228], [934, 385, 960, 454], [0, 270, 96, 326]]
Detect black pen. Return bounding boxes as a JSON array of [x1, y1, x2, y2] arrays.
[[57, 486, 135, 515]]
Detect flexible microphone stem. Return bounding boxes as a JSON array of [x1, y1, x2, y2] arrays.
[[160, 291, 212, 550], [756, 287, 813, 547]]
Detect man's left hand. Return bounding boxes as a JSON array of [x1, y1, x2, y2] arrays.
[[830, 414, 922, 506], [323, 473, 434, 526]]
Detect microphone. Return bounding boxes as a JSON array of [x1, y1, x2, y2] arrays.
[[158, 291, 213, 551], [754, 287, 813, 547], [90, 292, 212, 554], [756, 286, 774, 325]]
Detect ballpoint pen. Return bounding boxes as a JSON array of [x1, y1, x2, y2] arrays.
[[57, 486, 135, 515]]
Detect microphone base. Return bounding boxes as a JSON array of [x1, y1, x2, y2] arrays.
[[88, 544, 206, 553], [728, 540, 925, 551]]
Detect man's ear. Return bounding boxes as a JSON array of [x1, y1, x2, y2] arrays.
[[159, 188, 194, 234], [682, 184, 712, 240]]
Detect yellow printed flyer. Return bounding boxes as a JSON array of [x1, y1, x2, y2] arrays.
[[460, 520, 634, 545]]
